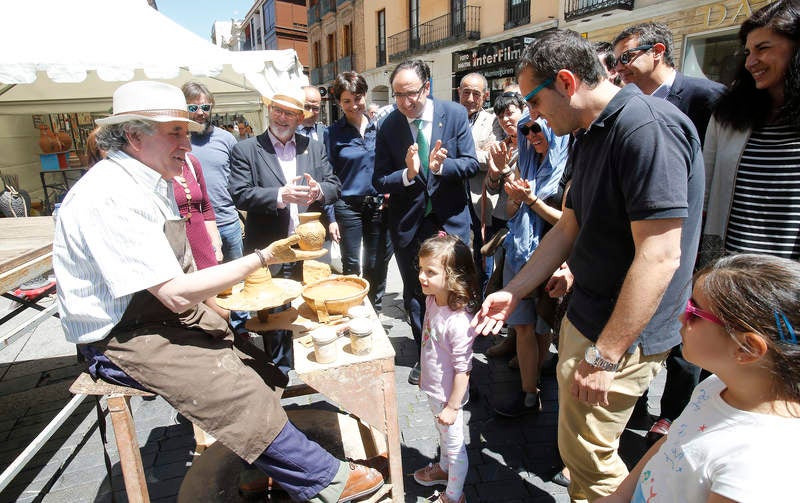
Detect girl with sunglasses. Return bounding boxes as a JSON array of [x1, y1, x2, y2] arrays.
[[598, 253, 800, 502]]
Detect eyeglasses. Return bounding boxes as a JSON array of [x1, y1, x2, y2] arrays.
[[617, 45, 654, 65], [187, 104, 212, 113], [520, 122, 541, 135], [270, 106, 302, 119], [502, 91, 522, 98], [304, 104, 321, 112], [392, 82, 428, 101], [524, 77, 554, 103], [685, 298, 724, 326]]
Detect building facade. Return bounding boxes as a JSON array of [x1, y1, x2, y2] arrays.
[[242, 0, 310, 69], [305, 0, 773, 119]]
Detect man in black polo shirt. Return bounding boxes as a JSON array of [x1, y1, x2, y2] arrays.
[[472, 30, 703, 501]]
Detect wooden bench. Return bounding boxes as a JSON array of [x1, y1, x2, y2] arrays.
[[70, 372, 155, 503]]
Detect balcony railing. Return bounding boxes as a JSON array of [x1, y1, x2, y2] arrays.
[[308, 3, 319, 25], [505, 0, 530, 30], [337, 55, 353, 73], [388, 5, 480, 62], [322, 61, 336, 82], [564, 0, 634, 21], [320, 0, 336, 17], [310, 68, 322, 85]]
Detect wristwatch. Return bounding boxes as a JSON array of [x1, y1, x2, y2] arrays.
[[584, 345, 620, 372]]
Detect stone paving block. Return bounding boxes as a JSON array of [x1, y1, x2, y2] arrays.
[[145, 476, 184, 500], [152, 446, 194, 466], [475, 477, 534, 501], [0, 373, 41, 398], [0, 356, 76, 381], [147, 460, 191, 483], [0, 382, 73, 421]]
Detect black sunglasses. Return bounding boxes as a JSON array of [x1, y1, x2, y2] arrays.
[[617, 45, 654, 65], [520, 122, 541, 135], [187, 104, 212, 113]]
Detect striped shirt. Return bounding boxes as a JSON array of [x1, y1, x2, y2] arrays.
[[53, 151, 184, 344], [724, 124, 800, 259]]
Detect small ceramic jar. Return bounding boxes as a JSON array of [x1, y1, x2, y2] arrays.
[[349, 317, 374, 355], [312, 327, 338, 364], [347, 305, 370, 320]]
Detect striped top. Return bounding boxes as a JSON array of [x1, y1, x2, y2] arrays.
[[53, 151, 184, 344], [724, 124, 800, 260]]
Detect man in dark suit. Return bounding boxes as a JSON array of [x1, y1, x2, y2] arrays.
[[229, 84, 340, 373], [613, 22, 725, 145], [373, 59, 478, 384], [612, 21, 725, 445], [229, 85, 340, 261], [296, 85, 327, 142]]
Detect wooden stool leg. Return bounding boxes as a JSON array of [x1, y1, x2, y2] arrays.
[[107, 395, 150, 503]]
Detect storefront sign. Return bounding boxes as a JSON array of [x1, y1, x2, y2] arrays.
[[706, 0, 754, 28], [452, 34, 535, 73]]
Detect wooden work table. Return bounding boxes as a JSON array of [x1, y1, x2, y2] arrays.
[[246, 297, 404, 502], [0, 217, 55, 294]]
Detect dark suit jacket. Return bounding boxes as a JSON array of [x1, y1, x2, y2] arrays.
[[373, 99, 479, 248], [229, 132, 341, 251], [666, 72, 725, 147]]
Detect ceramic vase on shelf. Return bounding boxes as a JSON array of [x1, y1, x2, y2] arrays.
[[37, 125, 60, 153], [55, 129, 72, 151], [295, 212, 325, 251]]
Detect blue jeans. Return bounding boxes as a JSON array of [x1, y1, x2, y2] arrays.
[[218, 219, 244, 262], [334, 197, 393, 311], [218, 219, 249, 332]]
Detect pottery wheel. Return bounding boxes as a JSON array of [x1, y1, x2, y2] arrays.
[[216, 268, 302, 311]]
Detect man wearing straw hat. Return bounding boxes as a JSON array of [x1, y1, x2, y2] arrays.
[[53, 81, 383, 502], [229, 83, 340, 267], [229, 83, 341, 373]]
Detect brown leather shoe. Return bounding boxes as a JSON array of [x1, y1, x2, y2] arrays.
[[338, 461, 384, 502], [348, 452, 389, 480]]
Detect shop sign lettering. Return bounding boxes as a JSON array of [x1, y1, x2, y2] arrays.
[[706, 0, 754, 28], [452, 34, 533, 72]]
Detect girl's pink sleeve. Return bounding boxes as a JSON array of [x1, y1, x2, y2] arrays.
[[447, 312, 476, 374]]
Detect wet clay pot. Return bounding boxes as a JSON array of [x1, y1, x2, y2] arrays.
[[295, 212, 325, 251], [56, 130, 72, 151], [38, 126, 60, 153]]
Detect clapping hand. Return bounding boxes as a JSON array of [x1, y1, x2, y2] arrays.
[[428, 140, 446, 173], [281, 176, 311, 205], [405, 144, 421, 179]]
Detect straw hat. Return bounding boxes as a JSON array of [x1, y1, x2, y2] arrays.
[[261, 84, 313, 119], [95, 81, 203, 132]]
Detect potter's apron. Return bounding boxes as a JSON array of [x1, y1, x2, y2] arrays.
[[88, 218, 289, 463]]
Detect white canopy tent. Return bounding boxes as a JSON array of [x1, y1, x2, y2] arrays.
[[0, 0, 308, 114]]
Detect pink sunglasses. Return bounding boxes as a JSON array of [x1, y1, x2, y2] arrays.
[[685, 298, 724, 326]]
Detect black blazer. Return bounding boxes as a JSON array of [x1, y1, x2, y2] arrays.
[[372, 99, 478, 248], [229, 132, 341, 251], [666, 71, 725, 147]]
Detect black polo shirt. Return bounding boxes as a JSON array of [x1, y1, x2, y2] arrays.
[[565, 84, 704, 355]]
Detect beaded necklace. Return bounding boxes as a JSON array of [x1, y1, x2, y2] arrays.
[[174, 174, 193, 220]]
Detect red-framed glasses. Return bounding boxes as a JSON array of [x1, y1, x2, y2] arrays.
[[685, 298, 724, 326]]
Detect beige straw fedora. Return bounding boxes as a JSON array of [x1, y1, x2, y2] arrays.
[[261, 84, 313, 119], [95, 81, 204, 132]]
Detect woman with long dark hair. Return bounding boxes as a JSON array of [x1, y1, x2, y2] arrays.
[[702, 0, 800, 264]]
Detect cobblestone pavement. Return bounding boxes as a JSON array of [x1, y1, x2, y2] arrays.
[[0, 261, 664, 502]]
